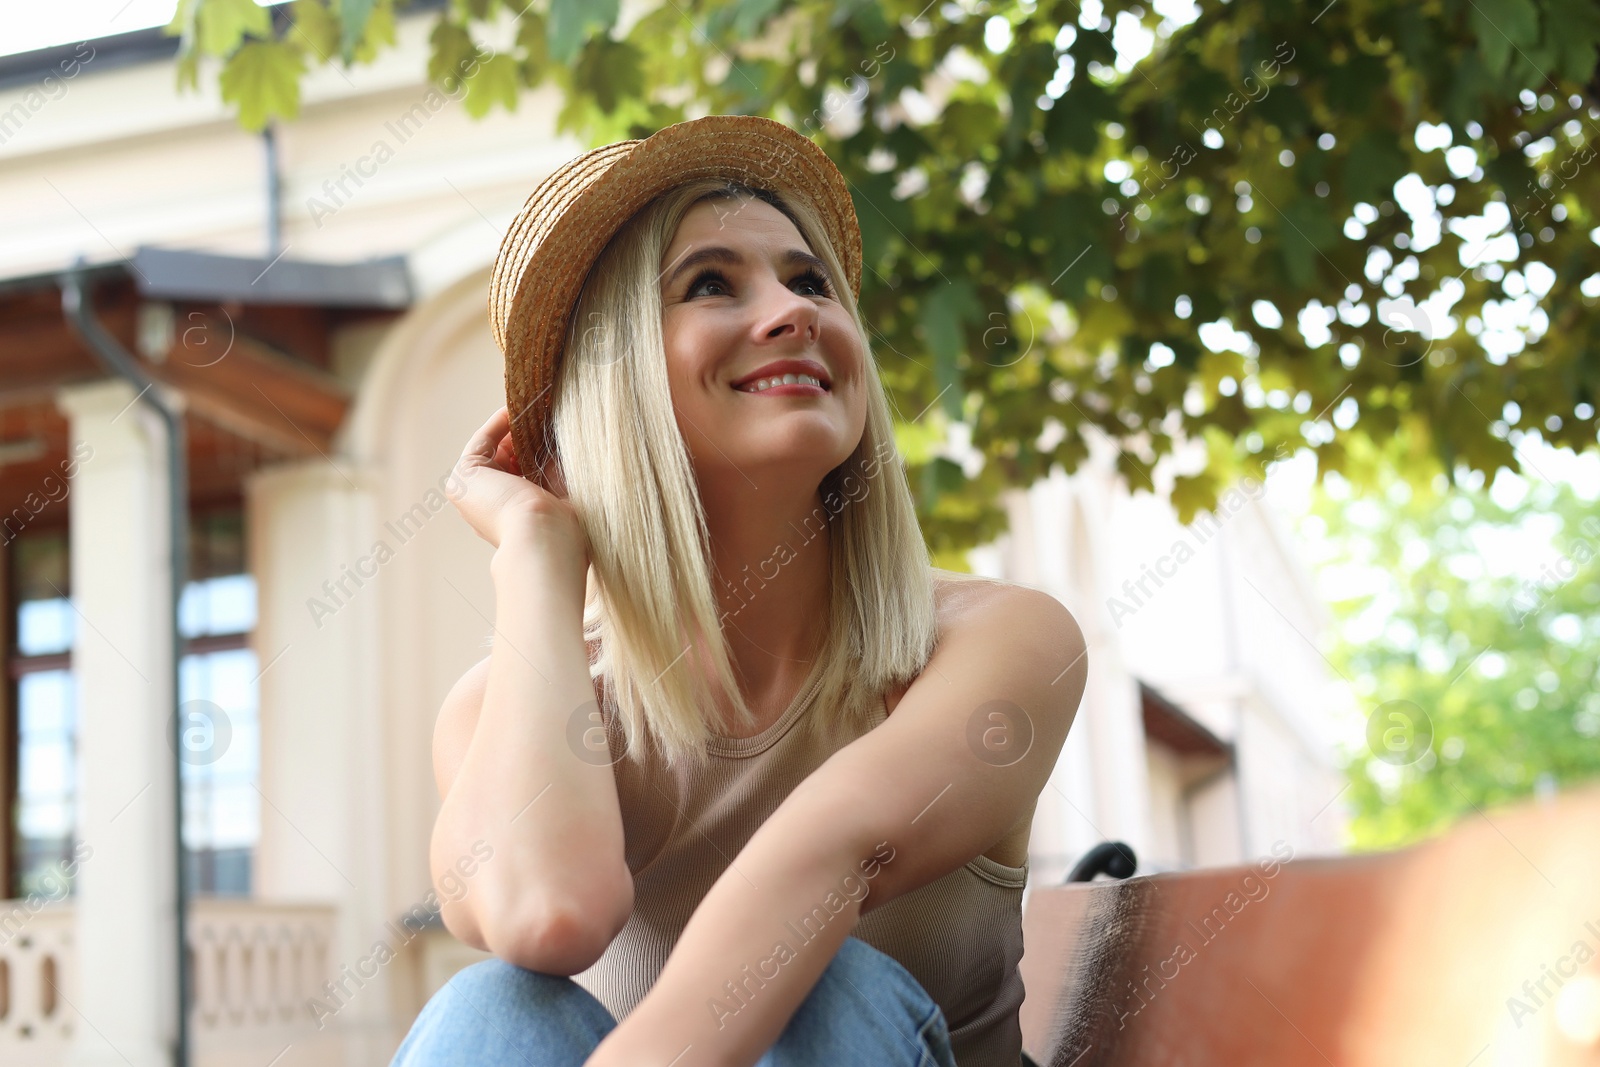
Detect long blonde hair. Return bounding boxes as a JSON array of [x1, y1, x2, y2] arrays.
[[550, 177, 937, 768]]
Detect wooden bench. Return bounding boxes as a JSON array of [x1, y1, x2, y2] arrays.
[[1017, 787, 1600, 1066]]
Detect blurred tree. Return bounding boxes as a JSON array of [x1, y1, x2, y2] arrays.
[[165, 0, 1600, 563], [1308, 456, 1600, 850]]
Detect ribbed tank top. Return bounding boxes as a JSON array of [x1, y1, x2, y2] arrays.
[[573, 658, 1029, 1067]]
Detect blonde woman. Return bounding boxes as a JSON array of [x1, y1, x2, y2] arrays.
[[393, 116, 1087, 1067]]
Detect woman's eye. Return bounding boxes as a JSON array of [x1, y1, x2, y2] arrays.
[[792, 270, 833, 297], [687, 271, 730, 298]]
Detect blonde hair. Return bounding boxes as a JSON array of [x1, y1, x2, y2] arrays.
[[550, 177, 937, 768]]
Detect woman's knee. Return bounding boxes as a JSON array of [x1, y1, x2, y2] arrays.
[[762, 937, 954, 1067], [391, 958, 616, 1066], [825, 937, 940, 1015]]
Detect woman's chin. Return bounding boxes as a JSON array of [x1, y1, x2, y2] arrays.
[[699, 435, 855, 481]]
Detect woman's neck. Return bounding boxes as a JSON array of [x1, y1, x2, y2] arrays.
[[699, 481, 833, 719]]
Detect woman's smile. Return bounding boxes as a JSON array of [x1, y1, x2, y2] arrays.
[[732, 357, 831, 395]]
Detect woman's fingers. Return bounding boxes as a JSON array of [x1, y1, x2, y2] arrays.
[[494, 431, 524, 478], [462, 407, 512, 467]]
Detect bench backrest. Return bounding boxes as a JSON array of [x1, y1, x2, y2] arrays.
[[1018, 787, 1600, 1066]]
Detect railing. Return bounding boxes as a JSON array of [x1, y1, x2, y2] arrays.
[[0, 901, 74, 1061], [0, 898, 337, 1066], [189, 899, 336, 1033]]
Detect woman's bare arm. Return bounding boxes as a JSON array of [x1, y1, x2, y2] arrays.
[[430, 532, 633, 974], [430, 409, 633, 974]]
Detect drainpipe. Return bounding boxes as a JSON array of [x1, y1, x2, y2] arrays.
[[60, 260, 191, 1067], [263, 123, 282, 257]]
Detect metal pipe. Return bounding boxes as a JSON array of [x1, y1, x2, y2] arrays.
[[60, 260, 191, 1067], [264, 124, 282, 257]]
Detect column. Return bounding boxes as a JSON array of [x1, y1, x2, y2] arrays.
[[58, 380, 178, 1067], [248, 460, 394, 1066]]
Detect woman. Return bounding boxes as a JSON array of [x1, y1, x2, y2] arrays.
[[394, 116, 1087, 1067]]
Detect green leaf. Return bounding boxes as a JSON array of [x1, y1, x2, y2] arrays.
[[1277, 194, 1340, 289], [1324, 53, 1386, 114], [1544, 0, 1600, 81], [1342, 129, 1408, 204], [288, 1, 339, 63], [707, 0, 783, 40], [573, 38, 643, 114], [429, 18, 479, 90], [340, 0, 375, 62], [197, 0, 272, 56], [1046, 80, 1114, 155], [850, 171, 912, 266], [1483, 149, 1534, 211], [939, 101, 1000, 158], [176, 49, 200, 92], [462, 52, 520, 117], [165, 0, 199, 42], [167, 0, 204, 91], [1468, 0, 1538, 76], [219, 39, 305, 131], [719, 57, 781, 111], [549, 0, 619, 65], [516, 8, 550, 83], [919, 279, 982, 418], [847, 1, 890, 41], [1169, 470, 1220, 525], [920, 457, 968, 507], [349, 0, 395, 64], [1444, 50, 1492, 128]]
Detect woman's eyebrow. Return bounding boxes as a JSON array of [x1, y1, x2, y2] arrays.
[[783, 249, 830, 276], [663, 246, 741, 288]]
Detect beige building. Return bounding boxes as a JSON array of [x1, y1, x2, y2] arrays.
[[0, 12, 1345, 1066]]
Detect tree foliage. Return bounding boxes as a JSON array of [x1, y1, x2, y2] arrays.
[[167, 0, 1600, 562], [1309, 460, 1600, 850]]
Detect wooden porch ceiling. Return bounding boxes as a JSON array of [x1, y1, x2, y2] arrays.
[[0, 271, 400, 515], [1140, 681, 1232, 760]]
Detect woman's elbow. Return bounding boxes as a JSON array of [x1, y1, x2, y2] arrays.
[[479, 887, 632, 975], [438, 894, 489, 953]]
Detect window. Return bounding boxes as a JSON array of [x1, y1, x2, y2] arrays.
[[179, 510, 259, 897], [5, 511, 260, 899], [9, 530, 77, 899]]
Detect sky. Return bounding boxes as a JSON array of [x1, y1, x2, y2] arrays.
[[0, 0, 285, 58]]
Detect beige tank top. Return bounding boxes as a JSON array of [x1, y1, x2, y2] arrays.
[[573, 658, 1029, 1067]]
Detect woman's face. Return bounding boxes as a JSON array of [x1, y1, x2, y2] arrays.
[[659, 196, 867, 494]]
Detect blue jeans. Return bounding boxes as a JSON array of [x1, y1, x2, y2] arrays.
[[392, 935, 959, 1066]]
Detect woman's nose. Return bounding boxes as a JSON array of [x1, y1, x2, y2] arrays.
[[754, 281, 820, 343]]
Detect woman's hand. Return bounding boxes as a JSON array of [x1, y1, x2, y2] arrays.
[[447, 407, 589, 576]]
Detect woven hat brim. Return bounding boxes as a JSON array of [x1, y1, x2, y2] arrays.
[[487, 115, 864, 486]]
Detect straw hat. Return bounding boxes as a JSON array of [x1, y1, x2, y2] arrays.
[[487, 114, 864, 486]]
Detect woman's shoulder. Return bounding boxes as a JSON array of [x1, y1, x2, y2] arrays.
[[881, 570, 1080, 716], [929, 571, 1085, 682], [929, 568, 1072, 627]]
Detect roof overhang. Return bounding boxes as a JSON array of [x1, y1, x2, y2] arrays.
[[1140, 681, 1232, 760], [132, 247, 413, 308]]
